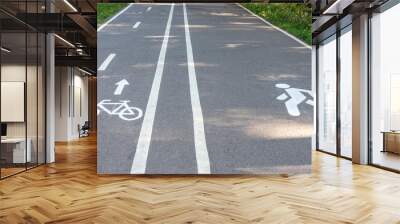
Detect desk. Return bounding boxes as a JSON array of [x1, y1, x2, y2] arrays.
[[1, 138, 31, 163], [381, 131, 400, 154]]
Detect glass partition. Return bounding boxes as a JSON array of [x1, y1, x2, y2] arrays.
[[0, 2, 46, 179], [1, 30, 28, 177], [370, 3, 400, 171], [339, 26, 352, 158], [317, 35, 337, 154]]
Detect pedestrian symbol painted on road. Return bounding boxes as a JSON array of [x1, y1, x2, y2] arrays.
[[97, 99, 143, 121], [276, 83, 313, 117]]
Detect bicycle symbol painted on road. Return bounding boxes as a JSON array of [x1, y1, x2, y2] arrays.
[[276, 83, 314, 117], [97, 99, 143, 121]]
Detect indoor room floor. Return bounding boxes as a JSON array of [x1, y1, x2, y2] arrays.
[[0, 134, 400, 223], [372, 150, 400, 171]]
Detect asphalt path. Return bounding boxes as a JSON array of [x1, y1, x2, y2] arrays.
[[97, 3, 312, 174]]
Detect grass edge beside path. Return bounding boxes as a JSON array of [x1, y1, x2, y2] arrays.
[[241, 3, 312, 45], [97, 3, 129, 27]]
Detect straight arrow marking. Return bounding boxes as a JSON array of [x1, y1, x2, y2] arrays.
[[114, 79, 129, 95]]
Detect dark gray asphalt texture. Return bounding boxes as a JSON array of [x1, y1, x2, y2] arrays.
[[97, 3, 312, 174]]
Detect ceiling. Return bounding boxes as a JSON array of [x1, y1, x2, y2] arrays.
[[311, 0, 390, 43], [0, 0, 98, 74]]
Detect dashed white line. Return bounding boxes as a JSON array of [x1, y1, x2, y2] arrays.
[[146, 7, 152, 12], [98, 53, 116, 71], [97, 3, 133, 32], [133, 21, 141, 29], [183, 4, 211, 174], [130, 4, 175, 174]]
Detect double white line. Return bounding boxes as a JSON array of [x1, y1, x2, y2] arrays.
[[182, 4, 210, 174], [130, 4, 210, 174]]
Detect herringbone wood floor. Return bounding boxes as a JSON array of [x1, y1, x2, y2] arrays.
[[1, 135, 400, 224]]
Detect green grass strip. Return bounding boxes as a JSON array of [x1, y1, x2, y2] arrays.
[[242, 3, 312, 45], [97, 3, 129, 27]]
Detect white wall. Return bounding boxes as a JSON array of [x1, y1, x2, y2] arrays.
[[71, 72, 89, 138], [1, 63, 46, 164], [55, 67, 89, 141], [1, 65, 26, 138], [1, 65, 37, 138], [55, 66, 69, 141]]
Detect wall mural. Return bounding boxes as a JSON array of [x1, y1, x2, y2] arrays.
[[97, 3, 312, 174]]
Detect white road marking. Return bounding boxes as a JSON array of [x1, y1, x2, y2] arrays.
[[97, 3, 133, 32], [146, 7, 152, 12], [98, 53, 116, 71], [236, 4, 311, 49], [114, 79, 129, 95], [275, 83, 313, 116], [133, 21, 141, 29], [183, 4, 211, 174], [130, 4, 175, 174], [97, 100, 143, 121]]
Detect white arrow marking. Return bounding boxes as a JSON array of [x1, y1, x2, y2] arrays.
[[146, 7, 152, 12], [114, 79, 129, 95]]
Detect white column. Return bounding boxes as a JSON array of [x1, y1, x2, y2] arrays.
[[46, 33, 55, 163], [45, 1, 56, 163], [352, 14, 369, 164]]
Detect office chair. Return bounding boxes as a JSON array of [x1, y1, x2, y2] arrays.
[[79, 121, 90, 138]]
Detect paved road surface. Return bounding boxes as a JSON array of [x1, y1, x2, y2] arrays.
[[97, 3, 312, 174]]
